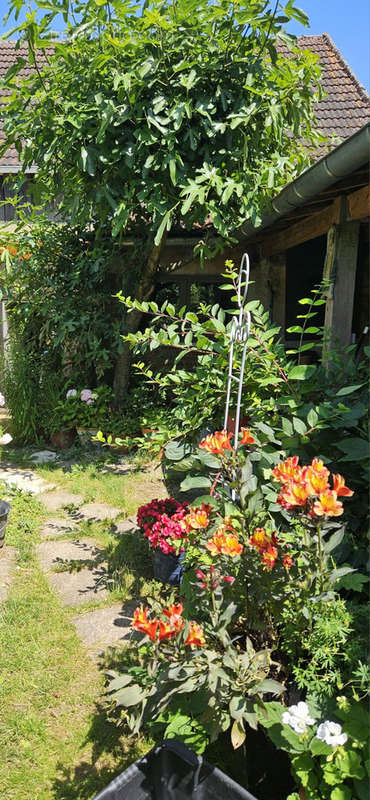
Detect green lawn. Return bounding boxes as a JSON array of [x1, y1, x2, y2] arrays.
[[37, 457, 167, 515], [0, 470, 155, 800]]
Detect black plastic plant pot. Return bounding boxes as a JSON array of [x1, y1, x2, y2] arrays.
[[152, 550, 184, 585], [93, 739, 259, 800], [0, 500, 11, 550]]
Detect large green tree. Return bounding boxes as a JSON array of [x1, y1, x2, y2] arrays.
[[2, 0, 322, 401]]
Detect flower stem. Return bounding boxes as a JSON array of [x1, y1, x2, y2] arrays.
[[316, 522, 324, 594]]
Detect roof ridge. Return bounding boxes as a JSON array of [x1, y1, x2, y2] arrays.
[[321, 32, 370, 104]]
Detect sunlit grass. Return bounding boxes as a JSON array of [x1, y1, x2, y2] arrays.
[[0, 475, 153, 799]]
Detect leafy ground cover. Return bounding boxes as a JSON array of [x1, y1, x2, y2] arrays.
[[0, 460, 159, 800]]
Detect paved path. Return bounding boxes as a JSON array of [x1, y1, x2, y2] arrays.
[[35, 489, 141, 662], [0, 458, 162, 663], [0, 462, 56, 494]]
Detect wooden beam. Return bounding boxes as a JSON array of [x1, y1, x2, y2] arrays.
[[348, 184, 370, 221], [323, 221, 360, 354], [261, 197, 342, 256]]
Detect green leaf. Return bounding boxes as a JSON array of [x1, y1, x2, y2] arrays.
[[329, 566, 355, 584], [180, 475, 212, 491], [336, 572, 369, 592], [190, 494, 219, 508], [323, 526, 345, 554], [330, 788, 352, 800], [108, 674, 133, 692], [253, 679, 285, 696], [164, 441, 192, 462], [310, 737, 332, 756], [113, 684, 143, 707], [281, 417, 293, 436], [293, 417, 307, 435], [231, 719, 246, 749], [336, 438, 369, 461], [307, 409, 318, 428], [154, 210, 172, 246], [288, 365, 316, 380], [336, 385, 364, 396]]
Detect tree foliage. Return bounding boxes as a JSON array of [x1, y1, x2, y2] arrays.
[[3, 0, 322, 242], [1, 0, 323, 398]]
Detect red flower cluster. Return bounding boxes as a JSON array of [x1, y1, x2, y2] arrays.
[[132, 603, 205, 647], [137, 498, 189, 554], [272, 457, 353, 518]]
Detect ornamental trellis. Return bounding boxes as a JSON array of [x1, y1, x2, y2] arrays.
[[222, 252, 251, 500], [223, 252, 251, 448]]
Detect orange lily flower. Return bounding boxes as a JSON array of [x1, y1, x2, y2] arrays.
[[158, 620, 177, 641], [272, 456, 302, 484], [282, 553, 294, 570], [199, 430, 232, 455], [261, 544, 278, 571], [206, 531, 243, 557], [182, 505, 210, 531], [312, 491, 343, 517], [277, 482, 309, 509], [163, 603, 183, 618], [332, 474, 354, 497], [310, 458, 330, 477], [132, 605, 150, 631], [239, 428, 256, 446], [132, 606, 159, 641], [304, 467, 330, 496], [249, 528, 269, 553], [185, 622, 205, 647]]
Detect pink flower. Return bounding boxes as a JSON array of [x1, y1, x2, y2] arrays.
[[0, 393, 5, 407], [81, 389, 93, 403]]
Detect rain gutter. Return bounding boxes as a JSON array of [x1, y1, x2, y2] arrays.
[[237, 121, 370, 241]]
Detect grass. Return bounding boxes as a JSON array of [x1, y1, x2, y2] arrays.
[[0, 468, 157, 799], [36, 457, 167, 515]]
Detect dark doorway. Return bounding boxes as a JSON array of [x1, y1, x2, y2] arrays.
[[285, 235, 326, 339]]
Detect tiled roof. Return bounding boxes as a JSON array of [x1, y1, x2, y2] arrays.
[[0, 34, 369, 170], [0, 40, 51, 170], [286, 34, 370, 143]]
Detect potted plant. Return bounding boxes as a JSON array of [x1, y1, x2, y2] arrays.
[[137, 497, 189, 583], [49, 386, 113, 448], [75, 386, 113, 444]]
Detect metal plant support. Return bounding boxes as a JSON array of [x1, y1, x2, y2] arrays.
[[223, 253, 251, 496]]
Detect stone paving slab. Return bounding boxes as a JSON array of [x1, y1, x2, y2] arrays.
[[72, 602, 136, 660], [110, 516, 138, 535], [0, 463, 55, 495], [40, 517, 77, 539], [100, 462, 133, 476], [29, 450, 59, 464], [39, 490, 84, 512], [73, 502, 122, 522], [36, 538, 109, 606], [0, 545, 16, 603]]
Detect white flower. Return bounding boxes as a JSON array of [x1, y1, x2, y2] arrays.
[[81, 389, 93, 402], [66, 389, 77, 399], [0, 393, 5, 407], [0, 433, 12, 445], [282, 701, 315, 734], [316, 721, 348, 747]]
